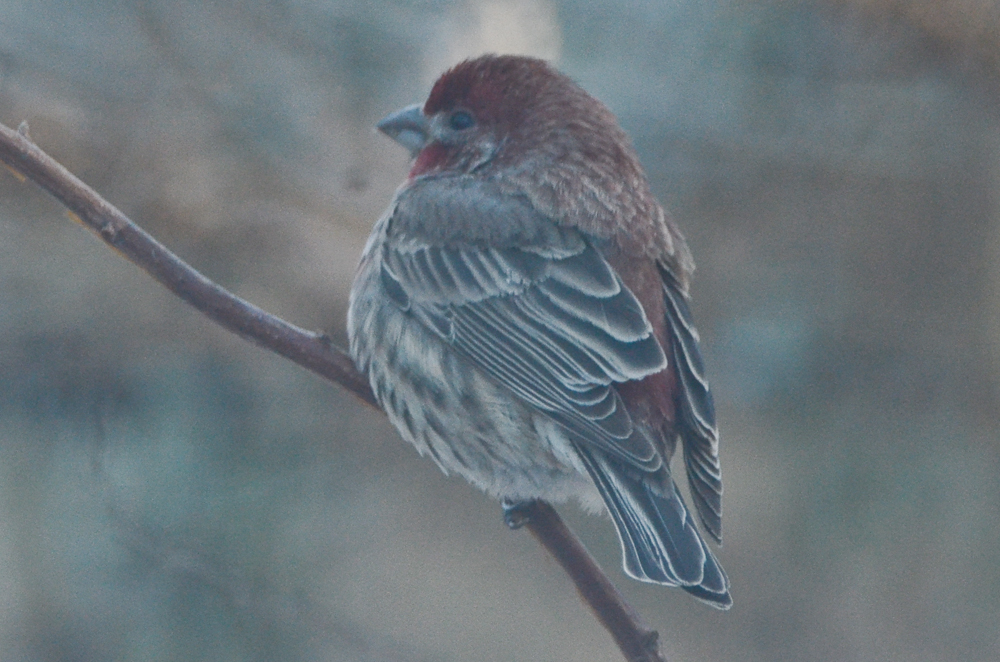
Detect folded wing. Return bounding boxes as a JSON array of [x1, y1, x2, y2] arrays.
[[382, 177, 668, 471]]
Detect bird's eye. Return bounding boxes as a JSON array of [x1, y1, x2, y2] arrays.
[[448, 110, 476, 131]]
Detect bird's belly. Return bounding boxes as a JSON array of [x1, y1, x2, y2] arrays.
[[348, 269, 601, 509]]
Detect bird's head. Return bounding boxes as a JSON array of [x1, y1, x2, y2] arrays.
[[377, 54, 638, 183]]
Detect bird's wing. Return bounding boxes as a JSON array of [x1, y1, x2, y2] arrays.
[[380, 177, 668, 471], [660, 265, 723, 543]]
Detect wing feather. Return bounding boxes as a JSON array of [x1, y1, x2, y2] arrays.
[[381, 179, 668, 470], [661, 266, 724, 543]]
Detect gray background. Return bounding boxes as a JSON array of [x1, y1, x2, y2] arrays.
[[1, 1, 998, 660]]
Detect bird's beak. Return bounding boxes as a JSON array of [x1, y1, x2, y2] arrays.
[[377, 103, 430, 157]]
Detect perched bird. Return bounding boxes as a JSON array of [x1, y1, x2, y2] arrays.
[[348, 54, 730, 608]]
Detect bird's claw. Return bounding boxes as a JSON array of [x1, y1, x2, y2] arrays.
[[502, 499, 537, 529]]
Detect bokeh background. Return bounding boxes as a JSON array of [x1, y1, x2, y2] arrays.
[[2, 1, 999, 660]]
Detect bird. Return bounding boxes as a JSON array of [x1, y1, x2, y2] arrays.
[[347, 54, 730, 609]]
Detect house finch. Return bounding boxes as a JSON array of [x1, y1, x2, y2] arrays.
[[348, 54, 730, 608]]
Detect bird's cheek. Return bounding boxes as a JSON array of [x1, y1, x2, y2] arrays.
[[409, 143, 451, 179], [467, 137, 501, 172]]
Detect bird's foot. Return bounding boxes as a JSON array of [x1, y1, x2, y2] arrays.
[[501, 499, 537, 529]]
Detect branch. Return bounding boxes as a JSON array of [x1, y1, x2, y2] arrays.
[[522, 501, 663, 661], [0, 120, 666, 662]]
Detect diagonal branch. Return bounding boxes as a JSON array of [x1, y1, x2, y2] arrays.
[[0, 119, 666, 662]]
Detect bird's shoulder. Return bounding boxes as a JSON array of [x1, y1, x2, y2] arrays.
[[388, 174, 583, 252]]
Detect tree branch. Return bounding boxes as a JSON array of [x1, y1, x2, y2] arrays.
[[0, 119, 666, 662]]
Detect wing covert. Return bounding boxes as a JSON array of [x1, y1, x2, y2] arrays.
[[380, 178, 669, 471]]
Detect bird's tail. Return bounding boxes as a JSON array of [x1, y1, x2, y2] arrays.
[[575, 445, 732, 609]]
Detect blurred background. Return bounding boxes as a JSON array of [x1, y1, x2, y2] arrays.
[[1, 1, 999, 660]]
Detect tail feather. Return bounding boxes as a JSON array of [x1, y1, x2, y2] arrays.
[[575, 444, 732, 609]]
